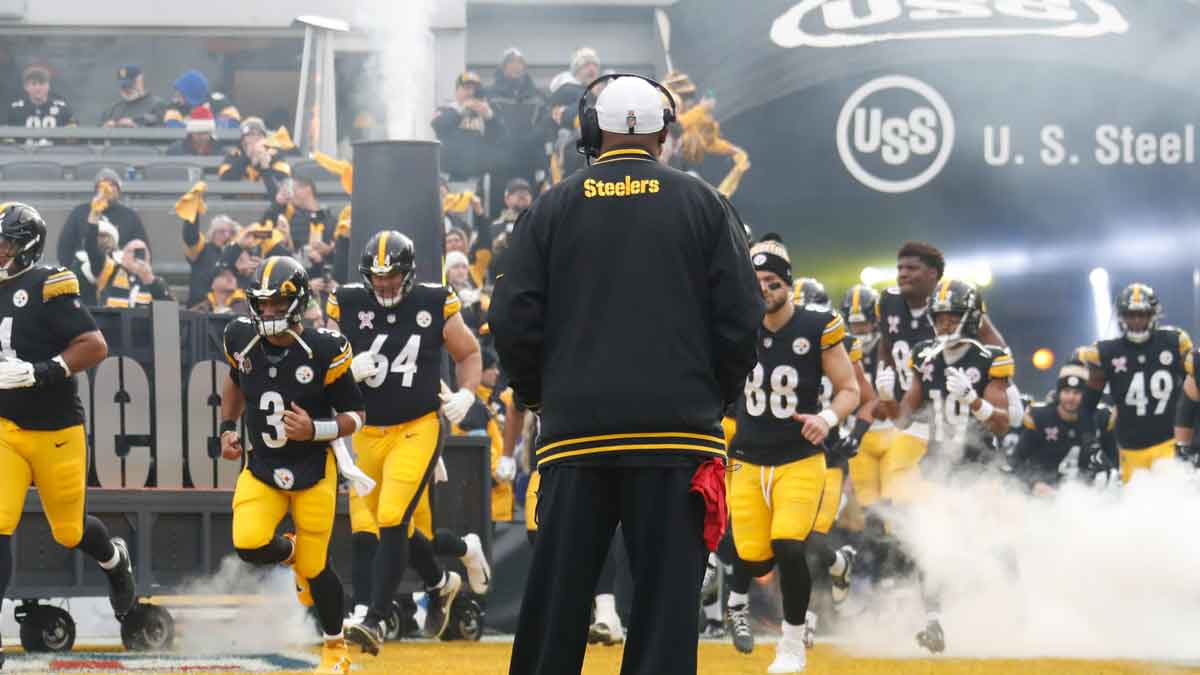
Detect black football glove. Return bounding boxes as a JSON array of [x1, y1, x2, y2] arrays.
[[1083, 440, 1114, 475], [1175, 442, 1200, 467]]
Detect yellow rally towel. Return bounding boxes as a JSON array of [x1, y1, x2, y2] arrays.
[[312, 151, 353, 194], [334, 205, 352, 239], [264, 126, 296, 151], [443, 191, 475, 215], [174, 181, 208, 222]]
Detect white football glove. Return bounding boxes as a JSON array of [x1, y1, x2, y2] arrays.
[[440, 388, 475, 426], [0, 359, 35, 389], [875, 366, 896, 402], [945, 367, 978, 404], [495, 455, 517, 482], [350, 351, 381, 383], [434, 456, 449, 483]]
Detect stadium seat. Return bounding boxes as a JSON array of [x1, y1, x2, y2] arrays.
[[103, 144, 164, 157], [74, 161, 133, 182], [291, 158, 332, 182], [0, 161, 64, 181], [143, 162, 200, 182], [0, 144, 27, 154], [30, 144, 95, 155]]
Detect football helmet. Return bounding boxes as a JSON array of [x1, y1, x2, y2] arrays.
[[841, 284, 880, 345], [1115, 283, 1160, 344], [928, 278, 983, 344], [0, 202, 47, 282], [359, 230, 415, 308], [247, 256, 310, 337], [793, 277, 829, 307]]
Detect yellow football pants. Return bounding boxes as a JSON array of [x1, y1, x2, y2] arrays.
[[232, 451, 337, 579], [813, 466, 845, 535], [347, 412, 441, 536], [848, 429, 928, 505], [1119, 438, 1175, 484], [0, 418, 88, 548], [729, 454, 826, 563]]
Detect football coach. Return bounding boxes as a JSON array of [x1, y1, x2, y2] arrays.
[[491, 73, 763, 675]]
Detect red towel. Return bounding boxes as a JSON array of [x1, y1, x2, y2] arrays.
[[690, 458, 728, 552]]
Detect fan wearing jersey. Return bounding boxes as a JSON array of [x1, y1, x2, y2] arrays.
[[328, 231, 482, 655], [220, 256, 366, 675], [0, 203, 137, 668], [725, 240, 859, 673], [896, 278, 1012, 654], [1082, 283, 1191, 483]]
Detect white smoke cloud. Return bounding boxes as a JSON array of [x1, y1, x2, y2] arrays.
[[354, 0, 436, 141], [842, 460, 1200, 660]]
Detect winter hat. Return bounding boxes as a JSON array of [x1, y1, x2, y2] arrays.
[[186, 105, 216, 135], [445, 250, 469, 271], [570, 48, 599, 77], [173, 69, 210, 108]]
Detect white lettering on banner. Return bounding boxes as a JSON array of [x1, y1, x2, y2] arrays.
[[983, 123, 1195, 168], [837, 75, 955, 193], [771, 0, 1128, 48]]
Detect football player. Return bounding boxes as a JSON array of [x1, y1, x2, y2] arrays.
[[219, 256, 365, 675], [327, 231, 483, 655], [1012, 365, 1117, 494], [1082, 284, 1191, 483], [897, 278, 1013, 653], [0, 203, 137, 667], [726, 240, 860, 673]]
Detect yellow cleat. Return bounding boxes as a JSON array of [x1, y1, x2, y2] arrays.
[[315, 636, 352, 674]]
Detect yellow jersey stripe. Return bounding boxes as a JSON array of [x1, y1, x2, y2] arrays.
[[325, 348, 353, 384], [537, 431, 725, 456], [596, 148, 654, 161], [43, 276, 81, 301], [538, 443, 727, 465], [821, 316, 846, 349]]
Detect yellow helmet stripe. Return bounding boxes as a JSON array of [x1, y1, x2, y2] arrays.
[[260, 257, 277, 292], [851, 286, 862, 316], [937, 279, 951, 303], [377, 232, 390, 268], [1132, 285, 1142, 305]]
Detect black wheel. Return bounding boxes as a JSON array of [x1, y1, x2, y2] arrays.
[[121, 604, 175, 651], [441, 598, 483, 642], [384, 601, 402, 641], [19, 605, 76, 653]]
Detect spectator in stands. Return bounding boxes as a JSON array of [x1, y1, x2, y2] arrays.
[[181, 203, 239, 308], [441, 177, 482, 234], [287, 177, 335, 267], [165, 69, 240, 129], [219, 220, 292, 289], [7, 63, 75, 130], [94, 238, 174, 309], [101, 65, 165, 128], [431, 71, 507, 180], [487, 48, 548, 216], [58, 169, 148, 267], [547, 47, 601, 182], [190, 261, 248, 314], [481, 177, 533, 285], [219, 117, 292, 200], [492, 177, 533, 238], [445, 228, 469, 257], [166, 106, 218, 156], [71, 216, 119, 305], [446, 250, 486, 332]]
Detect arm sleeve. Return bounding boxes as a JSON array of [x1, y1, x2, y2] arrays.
[[489, 206, 549, 407], [708, 194, 765, 407]]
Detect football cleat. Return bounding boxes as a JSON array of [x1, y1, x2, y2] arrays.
[[424, 571, 462, 639], [701, 552, 720, 605], [315, 636, 352, 674], [587, 619, 625, 646], [345, 618, 384, 656], [461, 533, 491, 595], [767, 634, 807, 673], [105, 537, 137, 620], [830, 545, 856, 605], [916, 618, 945, 654], [728, 603, 754, 654], [700, 618, 727, 639]]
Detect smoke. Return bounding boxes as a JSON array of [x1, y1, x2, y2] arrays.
[[170, 555, 316, 654], [354, 0, 437, 141], [841, 460, 1200, 660]]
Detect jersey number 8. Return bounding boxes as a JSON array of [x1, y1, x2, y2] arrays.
[[745, 363, 800, 419]]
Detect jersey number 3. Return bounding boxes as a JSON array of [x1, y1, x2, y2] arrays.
[[363, 334, 421, 389]]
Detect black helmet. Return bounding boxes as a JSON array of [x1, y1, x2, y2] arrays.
[[793, 277, 829, 307], [841, 284, 879, 326], [0, 202, 46, 281], [928, 278, 984, 342], [359, 230, 415, 308], [247, 256, 310, 337], [1115, 283, 1160, 344]]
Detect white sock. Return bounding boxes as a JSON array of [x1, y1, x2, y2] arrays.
[[706, 552, 719, 568], [324, 631, 343, 641], [98, 544, 121, 570], [703, 600, 723, 621], [728, 591, 749, 609], [782, 620, 805, 641], [829, 550, 847, 576], [594, 593, 616, 615], [353, 603, 368, 615]]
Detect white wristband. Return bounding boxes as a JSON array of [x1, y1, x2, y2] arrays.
[[345, 411, 364, 434], [972, 399, 995, 422], [312, 418, 340, 442], [818, 409, 840, 429], [53, 355, 71, 378]]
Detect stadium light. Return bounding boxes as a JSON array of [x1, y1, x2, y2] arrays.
[[1032, 348, 1055, 371], [1090, 267, 1113, 340]]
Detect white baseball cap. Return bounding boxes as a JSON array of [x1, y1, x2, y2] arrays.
[[594, 76, 667, 135]]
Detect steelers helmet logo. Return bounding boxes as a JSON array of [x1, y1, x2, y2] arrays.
[[1160, 351, 1174, 366], [793, 337, 811, 355], [965, 368, 981, 384], [753, 254, 767, 266], [416, 310, 432, 328], [273, 468, 295, 490], [12, 290, 27, 307], [763, 337, 773, 349], [295, 365, 314, 384]]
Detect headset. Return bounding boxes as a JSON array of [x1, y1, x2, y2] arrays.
[[576, 73, 678, 162]]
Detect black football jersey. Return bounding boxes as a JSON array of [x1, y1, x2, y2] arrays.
[[223, 318, 364, 491], [1083, 327, 1191, 449], [877, 287, 935, 396], [0, 266, 96, 430], [327, 282, 461, 426], [1014, 402, 1116, 486], [819, 334, 862, 409], [732, 305, 846, 466], [910, 339, 1014, 453], [8, 95, 74, 128]]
